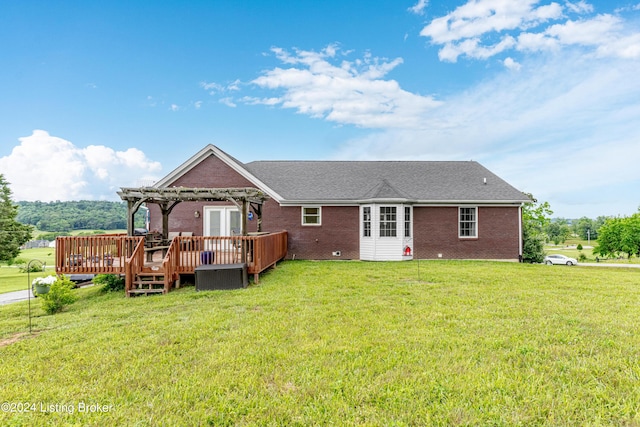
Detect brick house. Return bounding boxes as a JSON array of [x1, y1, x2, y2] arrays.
[[149, 145, 530, 261]]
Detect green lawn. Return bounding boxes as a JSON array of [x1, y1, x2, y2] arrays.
[[1, 260, 640, 425], [0, 248, 57, 294]]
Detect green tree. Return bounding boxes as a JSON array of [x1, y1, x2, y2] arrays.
[[573, 217, 595, 241], [594, 212, 640, 259], [0, 175, 33, 261], [521, 193, 552, 263], [621, 213, 640, 257], [546, 221, 571, 245]]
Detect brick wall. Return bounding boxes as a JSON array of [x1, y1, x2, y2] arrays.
[[148, 154, 259, 234], [148, 153, 521, 260], [261, 203, 360, 260], [413, 206, 521, 260]]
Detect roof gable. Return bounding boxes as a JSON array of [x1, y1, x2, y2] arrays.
[[362, 178, 410, 201], [154, 145, 283, 201]]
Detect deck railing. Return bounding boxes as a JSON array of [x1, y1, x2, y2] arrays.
[[56, 231, 288, 290], [251, 231, 288, 281], [169, 231, 288, 282], [162, 238, 180, 293], [56, 235, 143, 275], [124, 238, 146, 295]]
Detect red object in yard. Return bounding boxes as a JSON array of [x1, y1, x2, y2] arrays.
[[404, 246, 411, 256]]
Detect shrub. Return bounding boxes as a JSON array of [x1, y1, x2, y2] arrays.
[[40, 276, 77, 315], [93, 274, 125, 293], [522, 222, 545, 263], [578, 252, 587, 262], [18, 261, 45, 273], [576, 243, 583, 251]]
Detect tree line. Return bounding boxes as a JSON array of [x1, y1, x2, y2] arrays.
[[522, 193, 639, 262], [16, 200, 139, 232], [544, 216, 608, 245]]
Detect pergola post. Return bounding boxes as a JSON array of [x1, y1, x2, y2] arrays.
[[126, 198, 149, 236], [241, 199, 248, 236], [159, 201, 181, 243], [127, 200, 136, 236]]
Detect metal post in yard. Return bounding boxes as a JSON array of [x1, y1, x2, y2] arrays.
[[26, 259, 44, 334]]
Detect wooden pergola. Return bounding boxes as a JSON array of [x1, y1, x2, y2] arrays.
[[117, 187, 270, 242]]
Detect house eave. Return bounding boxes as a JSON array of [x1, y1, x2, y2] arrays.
[[276, 199, 527, 206]]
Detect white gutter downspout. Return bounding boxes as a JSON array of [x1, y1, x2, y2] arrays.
[[518, 204, 523, 261]]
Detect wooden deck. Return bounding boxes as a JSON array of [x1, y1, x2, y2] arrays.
[[55, 232, 288, 296]]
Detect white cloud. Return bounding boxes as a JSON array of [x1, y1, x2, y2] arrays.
[[219, 97, 237, 108], [244, 46, 441, 128], [503, 56, 521, 69], [201, 80, 242, 94], [408, 0, 429, 15], [438, 35, 517, 61], [565, 1, 594, 14], [596, 32, 640, 59], [200, 81, 224, 93], [420, 0, 563, 45], [419, 0, 640, 62], [0, 130, 162, 201], [170, 104, 180, 111]]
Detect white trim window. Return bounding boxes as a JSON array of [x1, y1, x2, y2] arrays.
[[380, 206, 397, 237], [459, 207, 477, 238], [302, 206, 321, 226], [404, 206, 411, 238], [363, 206, 372, 237]]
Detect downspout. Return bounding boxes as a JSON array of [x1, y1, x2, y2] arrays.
[[518, 204, 523, 261]]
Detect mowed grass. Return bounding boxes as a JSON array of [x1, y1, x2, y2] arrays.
[[1, 260, 640, 426], [0, 248, 57, 294]]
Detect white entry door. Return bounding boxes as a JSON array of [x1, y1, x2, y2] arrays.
[[204, 206, 241, 237]]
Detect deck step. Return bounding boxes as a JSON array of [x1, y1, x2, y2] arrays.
[[127, 289, 166, 295], [133, 280, 164, 285], [130, 271, 167, 294]]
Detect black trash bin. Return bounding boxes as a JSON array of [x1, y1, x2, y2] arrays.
[[200, 251, 214, 265]]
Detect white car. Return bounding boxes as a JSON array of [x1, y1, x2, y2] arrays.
[[544, 254, 578, 266]]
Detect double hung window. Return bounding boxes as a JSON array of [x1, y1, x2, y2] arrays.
[[404, 207, 411, 238], [302, 207, 321, 225], [363, 207, 371, 237], [459, 207, 477, 238], [379, 206, 397, 237]]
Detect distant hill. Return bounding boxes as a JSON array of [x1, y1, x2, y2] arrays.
[[16, 201, 143, 232]]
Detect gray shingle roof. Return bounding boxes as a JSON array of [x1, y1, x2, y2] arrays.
[[244, 160, 528, 203]]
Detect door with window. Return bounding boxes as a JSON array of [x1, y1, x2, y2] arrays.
[[204, 206, 241, 237]]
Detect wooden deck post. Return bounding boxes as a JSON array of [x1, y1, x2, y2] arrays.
[[241, 199, 248, 264]]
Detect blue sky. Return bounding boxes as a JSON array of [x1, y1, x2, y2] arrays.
[[1, 0, 639, 219]]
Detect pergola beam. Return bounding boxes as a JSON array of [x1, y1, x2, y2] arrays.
[[117, 186, 270, 238]]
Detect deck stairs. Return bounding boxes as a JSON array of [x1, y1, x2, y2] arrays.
[[127, 267, 169, 296]]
